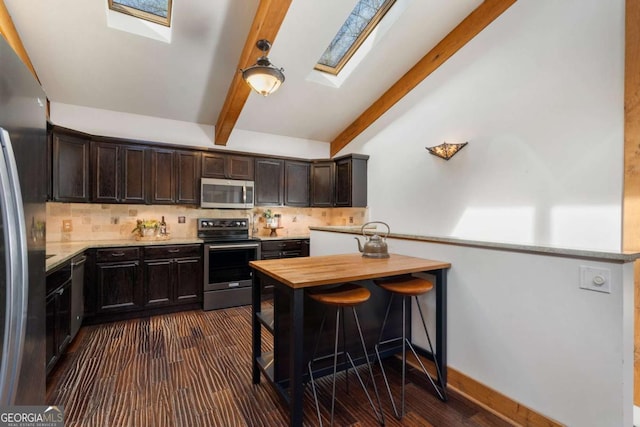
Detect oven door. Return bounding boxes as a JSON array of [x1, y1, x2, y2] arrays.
[[204, 242, 260, 292]]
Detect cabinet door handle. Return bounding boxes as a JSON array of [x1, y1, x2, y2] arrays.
[[168, 249, 180, 253], [111, 252, 126, 257]]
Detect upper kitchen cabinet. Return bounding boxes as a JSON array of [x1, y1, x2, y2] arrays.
[[52, 131, 90, 202], [310, 161, 334, 207], [284, 160, 310, 207], [202, 152, 254, 180], [92, 141, 147, 204], [255, 158, 284, 206], [149, 148, 175, 204], [150, 148, 200, 205], [310, 155, 368, 207], [334, 154, 368, 207], [175, 150, 200, 204]]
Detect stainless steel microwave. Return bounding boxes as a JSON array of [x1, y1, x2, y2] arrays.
[[200, 178, 254, 209]]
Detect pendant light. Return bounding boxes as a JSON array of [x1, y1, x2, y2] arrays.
[[241, 39, 285, 96]]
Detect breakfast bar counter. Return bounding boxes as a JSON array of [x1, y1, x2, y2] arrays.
[[250, 253, 451, 427]]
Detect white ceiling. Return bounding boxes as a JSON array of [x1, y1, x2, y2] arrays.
[[5, 0, 482, 144]]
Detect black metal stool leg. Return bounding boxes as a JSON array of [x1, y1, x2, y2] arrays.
[[351, 306, 385, 425], [375, 294, 400, 418], [375, 287, 447, 421]]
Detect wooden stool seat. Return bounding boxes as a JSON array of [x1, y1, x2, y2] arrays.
[[375, 276, 433, 296], [308, 283, 371, 306]]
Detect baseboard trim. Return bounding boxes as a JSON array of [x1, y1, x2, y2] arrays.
[[405, 354, 564, 427]]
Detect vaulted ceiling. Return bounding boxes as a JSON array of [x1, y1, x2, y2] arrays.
[[4, 0, 514, 156]]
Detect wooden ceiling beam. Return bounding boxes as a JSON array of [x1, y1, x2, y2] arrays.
[[215, 0, 292, 146], [329, 0, 517, 157]]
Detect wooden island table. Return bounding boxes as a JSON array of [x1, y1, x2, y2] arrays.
[[250, 253, 451, 427]]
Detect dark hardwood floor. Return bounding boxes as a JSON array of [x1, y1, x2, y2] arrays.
[[46, 306, 513, 426]]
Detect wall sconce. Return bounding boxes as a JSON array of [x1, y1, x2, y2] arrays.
[[426, 141, 468, 160], [240, 39, 285, 96]]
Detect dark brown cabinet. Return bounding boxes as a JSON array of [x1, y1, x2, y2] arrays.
[[261, 239, 310, 259], [202, 153, 254, 180], [334, 154, 368, 207], [284, 160, 310, 207], [310, 161, 334, 207], [175, 150, 201, 204], [49, 126, 368, 208], [260, 239, 309, 299], [310, 155, 368, 207], [93, 247, 143, 314], [143, 245, 202, 308], [255, 158, 284, 206], [46, 264, 72, 375], [52, 132, 90, 202], [150, 149, 200, 205], [85, 244, 202, 323], [150, 148, 175, 204], [92, 142, 147, 203]]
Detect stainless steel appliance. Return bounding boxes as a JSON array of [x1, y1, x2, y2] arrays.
[[0, 37, 47, 404], [198, 218, 260, 310], [200, 178, 254, 209]]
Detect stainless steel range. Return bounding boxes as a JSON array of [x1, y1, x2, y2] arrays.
[[198, 218, 260, 311]]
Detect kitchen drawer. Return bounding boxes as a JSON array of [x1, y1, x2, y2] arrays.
[[144, 244, 201, 259], [95, 247, 140, 262], [261, 239, 304, 252]]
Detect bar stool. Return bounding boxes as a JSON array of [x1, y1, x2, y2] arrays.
[[374, 276, 447, 419], [307, 283, 385, 426]]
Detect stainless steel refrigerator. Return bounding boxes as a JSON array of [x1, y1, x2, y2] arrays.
[[0, 35, 47, 405]]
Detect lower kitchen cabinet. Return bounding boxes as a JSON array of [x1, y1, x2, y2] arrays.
[[261, 239, 310, 259], [94, 248, 144, 314], [46, 263, 72, 375], [260, 239, 309, 299], [143, 244, 202, 308], [85, 244, 202, 323]]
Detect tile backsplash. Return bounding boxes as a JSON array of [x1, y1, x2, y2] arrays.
[[46, 202, 368, 242]]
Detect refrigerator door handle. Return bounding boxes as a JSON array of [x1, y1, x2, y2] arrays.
[[0, 128, 28, 405]]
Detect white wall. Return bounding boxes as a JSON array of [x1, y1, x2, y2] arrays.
[[50, 102, 330, 159], [338, 0, 625, 252], [311, 230, 634, 427]]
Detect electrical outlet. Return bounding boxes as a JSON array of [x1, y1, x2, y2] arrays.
[[62, 219, 73, 232], [579, 265, 611, 294]]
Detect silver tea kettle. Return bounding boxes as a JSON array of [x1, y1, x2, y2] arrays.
[[355, 221, 390, 258]]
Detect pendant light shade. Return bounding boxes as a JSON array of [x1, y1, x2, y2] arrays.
[[241, 39, 285, 96]]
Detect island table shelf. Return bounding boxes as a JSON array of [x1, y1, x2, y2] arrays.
[[250, 252, 451, 427]]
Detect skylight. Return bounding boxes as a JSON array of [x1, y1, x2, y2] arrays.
[[315, 0, 396, 75], [108, 0, 172, 27]]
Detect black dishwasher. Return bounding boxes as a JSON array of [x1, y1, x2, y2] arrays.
[[46, 262, 71, 375]]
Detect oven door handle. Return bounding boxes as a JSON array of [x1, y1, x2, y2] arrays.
[[206, 243, 259, 250]]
